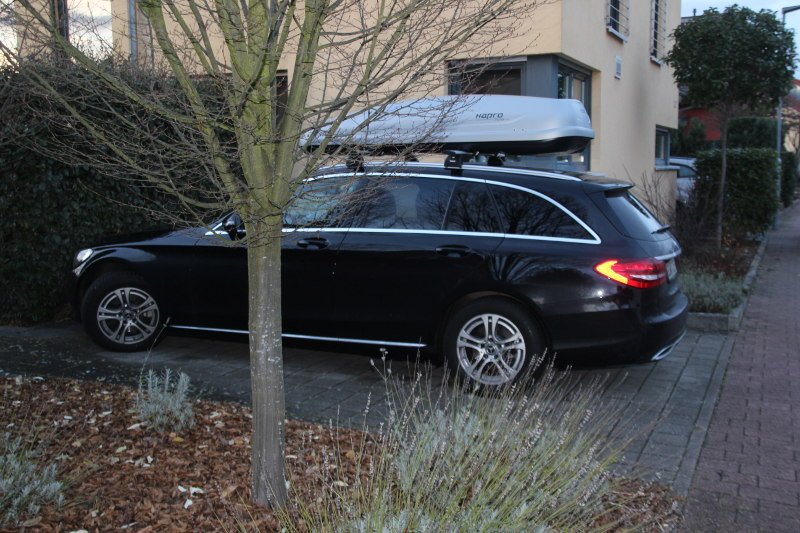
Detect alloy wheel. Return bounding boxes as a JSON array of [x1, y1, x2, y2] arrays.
[[456, 313, 526, 385], [96, 287, 160, 346]]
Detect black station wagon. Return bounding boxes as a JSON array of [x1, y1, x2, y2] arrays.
[[70, 161, 688, 387]]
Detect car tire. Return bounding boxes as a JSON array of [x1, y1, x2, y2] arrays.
[[443, 297, 546, 387], [81, 273, 165, 352]]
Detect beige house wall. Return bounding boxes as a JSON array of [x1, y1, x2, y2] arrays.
[[105, 0, 680, 194], [558, 0, 681, 185]]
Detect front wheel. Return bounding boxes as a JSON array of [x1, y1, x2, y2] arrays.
[[81, 273, 165, 351], [443, 298, 546, 387]]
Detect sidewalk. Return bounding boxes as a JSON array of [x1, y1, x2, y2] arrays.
[[681, 203, 800, 532]]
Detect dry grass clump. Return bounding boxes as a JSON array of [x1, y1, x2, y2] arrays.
[[277, 363, 659, 532], [680, 267, 744, 313]]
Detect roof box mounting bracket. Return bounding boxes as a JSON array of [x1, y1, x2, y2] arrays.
[[444, 150, 473, 173], [345, 151, 365, 172]]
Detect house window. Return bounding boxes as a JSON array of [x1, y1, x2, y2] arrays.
[[650, 0, 668, 61], [555, 64, 591, 171], [558, 67, 589, 104], [276, 73, 289, 125], [448, 63, 523, 96], [655, 127, 670, 166], [607, 0, 630, 41]]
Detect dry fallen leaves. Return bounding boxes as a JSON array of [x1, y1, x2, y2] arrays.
[[0, 375, 681, 532]]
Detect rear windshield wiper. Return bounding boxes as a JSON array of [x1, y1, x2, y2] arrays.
[[652, 224, 671, 234]]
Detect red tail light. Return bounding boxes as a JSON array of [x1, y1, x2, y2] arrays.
[[594, 258, 667, 289]]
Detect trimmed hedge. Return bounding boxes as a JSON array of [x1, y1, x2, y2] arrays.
[[728, 117, 778, 150], [693, 148, 778, 238], [0, 62, 224, 324], [781, 151, 798, 207], [0, 148, 170, 324]]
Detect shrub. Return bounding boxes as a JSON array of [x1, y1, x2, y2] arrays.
[[680, 267, 744, 313], [1, 62, 222, 324], [693, 148, 778, 238], [0, 433, 64, 526], [278, 365, 657, 532], [728, 116, 778, 149], [0, 150, 172, 324], [136, 368, 195, 433], [671, 117, 709, 157], [781, 151, 798, 207]]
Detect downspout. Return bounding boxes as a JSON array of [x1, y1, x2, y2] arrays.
[[128, 0, 138, 62]]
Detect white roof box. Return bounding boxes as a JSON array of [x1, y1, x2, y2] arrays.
[[305, 95, 594, 156]]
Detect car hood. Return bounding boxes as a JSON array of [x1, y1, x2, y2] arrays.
[[90, 227, 206, 248]]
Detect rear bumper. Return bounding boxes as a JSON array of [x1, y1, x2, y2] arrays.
[[634, 292, 689, 362], [549, 292, 689, 363]]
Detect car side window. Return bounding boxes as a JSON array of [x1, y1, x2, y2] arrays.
[[284, 176, 357, 228], [489, 185, 592, 240], [444, 182, 502, 233], [349, 177, 454, 230]]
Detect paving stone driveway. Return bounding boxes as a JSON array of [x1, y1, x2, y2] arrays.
[[0, 320, 730, 495]]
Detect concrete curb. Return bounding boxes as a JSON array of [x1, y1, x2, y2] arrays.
[[686, 237, 768, 333]]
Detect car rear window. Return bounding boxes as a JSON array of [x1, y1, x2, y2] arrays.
[[489, 185, 592, 240], [604, 191, 666, 239], [445, 182, 502, 233]]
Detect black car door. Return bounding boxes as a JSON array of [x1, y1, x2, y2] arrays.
[[188, 175, 356, 334], [331, 175, 504, 346]]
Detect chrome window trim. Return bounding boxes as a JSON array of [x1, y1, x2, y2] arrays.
[[299, 172, 601, 244], [282, 227, 595, 245], [207, 171, 602, 244], [169, 324, 426, 348]]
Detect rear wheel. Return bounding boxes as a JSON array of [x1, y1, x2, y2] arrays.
[[443, 298, 546, 387], [81, 273, 164, 351]]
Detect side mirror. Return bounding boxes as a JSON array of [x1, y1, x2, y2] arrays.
[[223, 214, 245, 240]]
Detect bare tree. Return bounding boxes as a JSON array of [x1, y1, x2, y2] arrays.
[[2, 0, 546, 506]]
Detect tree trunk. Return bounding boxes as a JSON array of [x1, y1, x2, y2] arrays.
[[715, 117, 730, 253], [246, 216, 288, 506]]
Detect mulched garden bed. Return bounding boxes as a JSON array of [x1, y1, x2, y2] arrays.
[[680, 239, 759, 278], [0, 375, 681, 532]]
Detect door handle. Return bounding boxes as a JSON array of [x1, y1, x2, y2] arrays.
[[297, 237, 329, 249], [436, 245, 473, 258]]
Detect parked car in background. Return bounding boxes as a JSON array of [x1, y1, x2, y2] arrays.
[[70, 162, 687, 387], [671, 156, 698, 204]]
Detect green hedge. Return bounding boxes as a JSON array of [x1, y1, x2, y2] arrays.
[[781, 151, 798, 207], [693, 148, 778, 238], [0, 62, 226, 324], [728, 117, 778, 150], [0, 149, 170, 324]]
